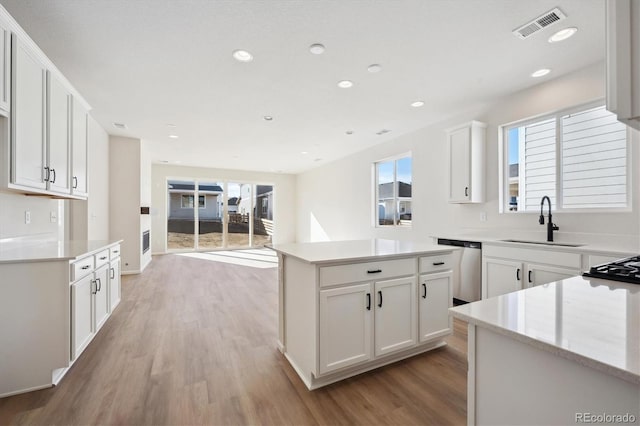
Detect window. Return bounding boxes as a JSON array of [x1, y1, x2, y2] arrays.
[[181, 195, 205, 208], [501, 104, 629, 212], [375, 155, 412, 226]]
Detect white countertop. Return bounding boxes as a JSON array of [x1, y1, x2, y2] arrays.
[[0, 240, 122, 263], [450, 276, 640, 384], [270, 239, 455, 264]]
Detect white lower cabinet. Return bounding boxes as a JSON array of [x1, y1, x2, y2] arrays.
[[319, 283, 372, 375], [482, 244, 582, 299], [374, 277, 416, 356], [71, 273, 93, 359], [94, 264, 110, 331], [419, 271, 452, 342], [109, 257, 121, 311]]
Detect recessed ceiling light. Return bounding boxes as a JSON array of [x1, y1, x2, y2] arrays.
[[548, 27, 578, 43], [337, 80, 353, 88], [232, 49, 253, 62], [309, 43, 325, 54], [167, 123, 177, 128], [411, 100, 425, 108], [345, 130, 354, 135], [169, 134, 179, 139], [367, 64, 382, 73], [113, 122, 127, 129], [263, 115, 273, 121], [531, 68, 551, 78], [301, 151, 308, 155]]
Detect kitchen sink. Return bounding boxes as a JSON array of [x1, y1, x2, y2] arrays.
[[500, 239, 584, 248]]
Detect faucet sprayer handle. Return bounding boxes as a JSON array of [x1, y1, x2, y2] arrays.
[[552, 224, 559, 231]]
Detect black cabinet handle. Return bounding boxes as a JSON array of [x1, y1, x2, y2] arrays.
[[465, 186, 469, 197], [433, 261, 445, 266], [516, 268, 520, 281], [422, 283, 427, 299], [99, 256, 107, 260], [366, 293, 371, 311], [73, 176, 78, 189], [367, 269, 382, 274], [81, 265, 90, 270], [44, 166, 50, 182], [528, 270, 533, 283], [377, 290, 383, 308], [51, 168, 56, 183]]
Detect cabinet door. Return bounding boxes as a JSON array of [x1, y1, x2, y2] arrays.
[[374, 276, 416, 357], [483, 258, 523, 299], [109, 258, 121, 311], [419, 271, 452, 342], [94, 265, 110, 331], [71, 97, 88, 197], [11, 35, 47, 189], [47, 72, 71, 194], [448, 126, 470, 202], [319, 283, 372, 375], [524, 264, 579, 289], [0, 18, 10, 115], [71, 273, 94, 360]]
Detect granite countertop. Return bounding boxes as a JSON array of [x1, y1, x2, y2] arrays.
[[269, 239, 456, 264], [0, 240, 122, 263], [450, 275, 640, 385]]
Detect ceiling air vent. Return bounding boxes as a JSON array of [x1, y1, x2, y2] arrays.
[[113, 122, 127, 129], [512, 7, 567, 39]]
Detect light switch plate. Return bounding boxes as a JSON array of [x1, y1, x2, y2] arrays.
[[50, 211, 57, 223], [24, 211, 31, 224]]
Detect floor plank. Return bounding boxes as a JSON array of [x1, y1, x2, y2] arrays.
[[0, 252, 467, 425]]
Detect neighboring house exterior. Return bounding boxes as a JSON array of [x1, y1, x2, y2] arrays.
[[378, 181, 412, 221], [255, 185, 274, 220], [168, 182, 223, 220]]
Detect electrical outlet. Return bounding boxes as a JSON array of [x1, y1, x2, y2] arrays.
[[24, 210, 31, 224], [50, 211, 57, 223], [480, 211, 487, 222]]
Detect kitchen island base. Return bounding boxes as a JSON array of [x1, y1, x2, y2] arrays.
[[468, 325, 639, 425]]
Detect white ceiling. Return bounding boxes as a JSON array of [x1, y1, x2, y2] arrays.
[[1, 0, 605, 174]]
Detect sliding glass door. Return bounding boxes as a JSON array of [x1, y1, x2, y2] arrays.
[[167, 179, 275, 252]]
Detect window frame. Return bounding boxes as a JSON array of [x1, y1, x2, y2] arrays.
[[180, 194, 206, 209], [373, 152, 412, 228], [498, 100, 632, 214]]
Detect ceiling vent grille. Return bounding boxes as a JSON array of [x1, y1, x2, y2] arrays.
[[512, 7, 567, 39]]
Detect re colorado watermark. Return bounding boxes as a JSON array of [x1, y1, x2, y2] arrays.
[[576, 412, 637, 424]]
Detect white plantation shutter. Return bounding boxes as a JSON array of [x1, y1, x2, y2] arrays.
[[522, 118, 556, 211], [561, 106, 628, 208]]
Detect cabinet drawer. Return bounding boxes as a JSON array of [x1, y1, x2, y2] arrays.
[[319, 258, 416, 288], [420, 253, 453, 273], [95, 249, 110, 268], [483, 244, 582, 269], [109, 244, 121, 260], [71, 256, 94, 281]]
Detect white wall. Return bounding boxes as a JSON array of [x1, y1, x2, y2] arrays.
[[70, 115, 110, 241], [151, 164, 296, 254], [295, 62, 640, 249], [0, 192, 62, 240], [140, 140, 152, 269], [109, 136, 142, 273]]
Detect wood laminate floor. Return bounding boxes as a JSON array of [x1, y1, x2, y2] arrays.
[[0, 252, 468, 426]]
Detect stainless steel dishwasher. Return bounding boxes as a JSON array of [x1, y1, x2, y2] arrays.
[[437, 238, 482, 304]]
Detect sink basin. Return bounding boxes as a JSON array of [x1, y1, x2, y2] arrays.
[[500, 239, 584, 248]]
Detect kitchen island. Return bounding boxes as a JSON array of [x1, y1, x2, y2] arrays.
[[0, 239, 122, 397], [271, 239, 457, 389], [450, 276, 639, 425]]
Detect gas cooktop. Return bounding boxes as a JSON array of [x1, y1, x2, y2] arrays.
[[583, 256, 640, 284]]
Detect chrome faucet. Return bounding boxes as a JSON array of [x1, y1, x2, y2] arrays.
[[539, 196, 559, 242]]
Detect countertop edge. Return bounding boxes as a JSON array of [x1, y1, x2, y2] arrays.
[[0, 240, 123, 264], [449, 309, 640, 386], [270, 247, 455, 265]]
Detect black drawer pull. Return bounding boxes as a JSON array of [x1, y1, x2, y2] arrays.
[[367, 269, 382, 274], [433, 261, 445, 266], [81, 265, 90, 270], [99, 256, 107, 260]]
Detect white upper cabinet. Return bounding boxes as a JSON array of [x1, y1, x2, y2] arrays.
[[71, 98, 88, 197], [447, 121, 486, 203], [0, 16, 10, 116], [606, 0, 640, 130], [47, 71, 71, 195], [11, 34, 47, 190]]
